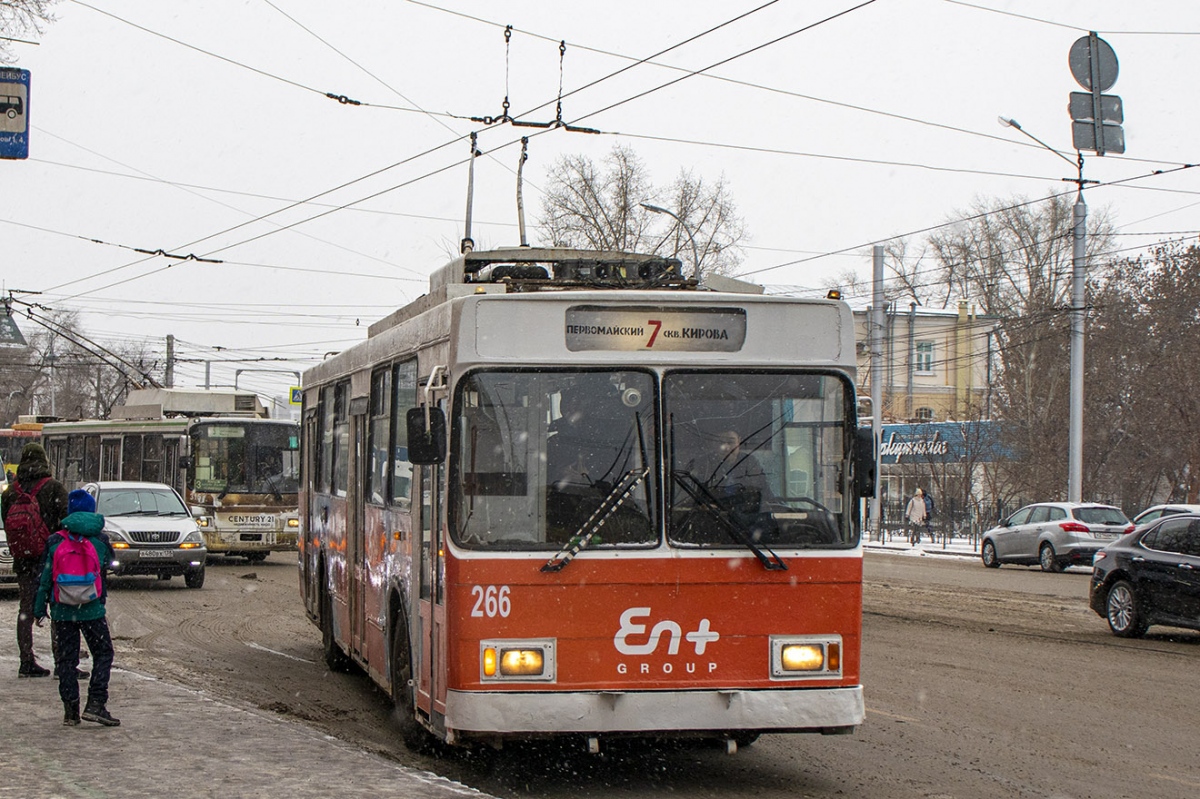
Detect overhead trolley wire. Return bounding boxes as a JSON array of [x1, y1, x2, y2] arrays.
[[52, 0, 876, 301]]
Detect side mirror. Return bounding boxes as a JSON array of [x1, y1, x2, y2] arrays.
[[406, 407, 446, 465], [853, 427, 876, 497]]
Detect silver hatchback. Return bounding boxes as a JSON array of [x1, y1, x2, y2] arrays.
[[981, 502, 1133, 572]]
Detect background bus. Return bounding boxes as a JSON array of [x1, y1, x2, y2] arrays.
[[0, 417, 49, 483], [300, 247, 874, 752], [42, 388, 300, 562]]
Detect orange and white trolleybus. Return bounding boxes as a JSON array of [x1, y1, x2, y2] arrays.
[[299, 247, 874, 752]]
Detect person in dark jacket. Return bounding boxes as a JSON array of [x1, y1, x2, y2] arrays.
[[34, 489, 120, 727], [1, 442, 68, 678]]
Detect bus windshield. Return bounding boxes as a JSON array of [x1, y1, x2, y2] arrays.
[[452, 370, 657, 550], [189, 422, 300, 496], [666, 371, 854, 549]]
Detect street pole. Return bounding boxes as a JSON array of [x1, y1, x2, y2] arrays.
[[640, 203, 700, 280], [871, 245, 885, 541], [1069, 193, 1086, 502], [999, 117, 1089, 502]]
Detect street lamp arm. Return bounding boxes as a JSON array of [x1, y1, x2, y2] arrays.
[[997, 116, 1077, 168], [639, 202, 700, 280]]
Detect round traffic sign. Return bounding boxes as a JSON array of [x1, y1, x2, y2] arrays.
[[1069, 34, 1118, 92]]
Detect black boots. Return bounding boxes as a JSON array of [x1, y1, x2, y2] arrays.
[[63, 701, 81, 726], [82, 701, 120, 727], [18, 661, 50, 678]]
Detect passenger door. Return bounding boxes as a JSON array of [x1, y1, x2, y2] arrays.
[[1139, 519, 1200, 621], [994, 506, 1032, 559], [1019, 506, 1051, 561]]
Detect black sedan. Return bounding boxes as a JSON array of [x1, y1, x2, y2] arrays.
[[1089, 513, 1200, 637]]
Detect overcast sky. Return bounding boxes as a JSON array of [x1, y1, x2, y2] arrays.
[[3, 0, 1198, 401]]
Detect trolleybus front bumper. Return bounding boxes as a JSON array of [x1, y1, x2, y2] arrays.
[[443, 685, 863, 741]]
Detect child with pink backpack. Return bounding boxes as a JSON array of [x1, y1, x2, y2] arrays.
[[33, 489, 120, 727]]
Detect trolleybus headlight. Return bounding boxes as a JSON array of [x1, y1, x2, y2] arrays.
[[479, 639, 556, 682], [195, 516, 211, 528], [770, 635, 843, 679], [287, 518, 299, 528]]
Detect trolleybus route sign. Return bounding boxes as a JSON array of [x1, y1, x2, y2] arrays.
[[565, 306, 746, 352]]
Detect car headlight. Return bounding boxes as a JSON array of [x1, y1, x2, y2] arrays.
[[479, 639, 556, 682], [771, 635, 843, 679]]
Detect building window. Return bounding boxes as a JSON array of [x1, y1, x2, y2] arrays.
[[915, 407, 935, 422], [915, 341, 934, 373]]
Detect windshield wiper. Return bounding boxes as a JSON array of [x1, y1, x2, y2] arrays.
[[262, 473, 283, 502], [671, 470, 787, 571], [542, 467, 648, 573]]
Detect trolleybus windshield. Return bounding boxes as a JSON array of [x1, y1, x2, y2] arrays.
[[452, 370, 657, 550], [666, 371, 854, 550], [188, 422, 300, 496]]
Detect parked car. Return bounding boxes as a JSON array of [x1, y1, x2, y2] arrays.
[[82, 482, 207, 589], [1131, 504, 1200, 527], [1089, 513, 1200, 637], [0, 515, 14, 585], [980, 502, 1133, 572]]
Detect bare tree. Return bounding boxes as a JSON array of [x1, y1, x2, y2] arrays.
[[538, 144, 747, 283], [887, 193, 1115, 499], [1088, 242, 1200, 506], [0, 0, 56, 62], [0, 309, 159, 423]]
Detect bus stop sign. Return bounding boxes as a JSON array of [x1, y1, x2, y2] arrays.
[[0, 68, 30, 160]]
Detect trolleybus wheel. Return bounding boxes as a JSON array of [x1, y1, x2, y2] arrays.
[[321, 583, 353, 673], [244, 552, 268, 564], [390, 613, 429, 751]]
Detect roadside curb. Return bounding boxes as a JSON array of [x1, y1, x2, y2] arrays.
[[0, 652, 496, 799]]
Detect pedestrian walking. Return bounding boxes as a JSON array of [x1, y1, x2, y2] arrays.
[[34, 489, 120, 727], [1, 442, 68, 678], [923, 490, 936, 542], [905, 488, 927, 545]]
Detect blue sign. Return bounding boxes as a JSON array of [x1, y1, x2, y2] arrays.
[[879, 421, 1004, 465], [289, 386, 303, 406], [0, 68, 30, 160]]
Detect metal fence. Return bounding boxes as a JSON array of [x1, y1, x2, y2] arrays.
[[866, 497, 985, 547]]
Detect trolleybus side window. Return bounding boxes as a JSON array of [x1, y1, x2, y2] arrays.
[[390, 360, 417, 507], [142, 434, 165, 484], [83, 436, 101, 483], [318, 385, 336, 494], [368, 367, 391, 505], [665, 371, 854, 549], [121, 435, 143, 481], [333, 382, 350, 498], [452, 370, 656, 550]]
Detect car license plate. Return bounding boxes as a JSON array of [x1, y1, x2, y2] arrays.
[[1095, 533, 1117, 540], [140, 550, 174, 558]]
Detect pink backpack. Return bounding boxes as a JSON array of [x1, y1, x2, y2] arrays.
[[51, 533, 103, 606]]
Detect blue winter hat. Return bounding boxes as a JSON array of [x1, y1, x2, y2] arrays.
[[67, 489, 96, 515]]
